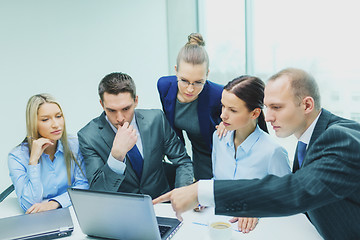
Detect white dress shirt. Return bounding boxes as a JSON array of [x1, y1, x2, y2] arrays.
[[298, 111, 321, 147]]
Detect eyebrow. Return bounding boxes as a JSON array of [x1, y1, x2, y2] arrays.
[[179, 77, 205, 82], [221, 101, 237, 110], [39, 111, 62, 117], [106, 104, 133, 111], [265, 103, 283, 107]]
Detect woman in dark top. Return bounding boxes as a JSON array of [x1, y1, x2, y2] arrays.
[[157, 33, 223, 180]]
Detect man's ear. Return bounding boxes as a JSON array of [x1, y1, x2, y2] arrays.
[[134, 96, 139, 108], [302, 96, 315, 114], [100, 99, 104, 108]]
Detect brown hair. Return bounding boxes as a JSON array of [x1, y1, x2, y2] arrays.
[[176, 33, 209, 71], [98, 72, 136, 101], [224, 76, 268, 133]]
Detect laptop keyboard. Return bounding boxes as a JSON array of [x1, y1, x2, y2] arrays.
[[159, 225, 171, 237]]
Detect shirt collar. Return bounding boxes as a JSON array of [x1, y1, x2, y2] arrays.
[[56, 140, 64, 153], [298, 110, 322, 145], [105, 115, 138, 133], [51, 140, 63, 159], [225, 125, 262, 154]]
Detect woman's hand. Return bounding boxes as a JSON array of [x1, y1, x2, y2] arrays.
[[29, 138, 54, 165], [215, 122, 228, 138], [229, 217, 259, 233], [25, 200, 60, 214]]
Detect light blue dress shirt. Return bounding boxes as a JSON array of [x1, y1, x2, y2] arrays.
[[8, 137, 89, 211], [212, 125, 291, 180]]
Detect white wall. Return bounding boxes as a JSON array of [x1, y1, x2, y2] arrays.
[[166, 0, 199, 74], [0, 0, 171, 192]]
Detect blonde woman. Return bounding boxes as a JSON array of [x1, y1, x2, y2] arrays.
[[8, 94, 88, 214]]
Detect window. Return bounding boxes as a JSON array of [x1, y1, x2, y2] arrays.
[[199, 0, 360, 160], [199, 0, 246, 85], [251, 0, 360, 122]]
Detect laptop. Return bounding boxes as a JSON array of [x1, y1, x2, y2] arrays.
[[68, 188, 182, 240], [0, 207, 73, 240]]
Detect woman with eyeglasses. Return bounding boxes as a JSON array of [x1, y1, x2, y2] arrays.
[[212, 76, 291, 233], [157, 33, 223, 181], [8, 93, 89, 214]]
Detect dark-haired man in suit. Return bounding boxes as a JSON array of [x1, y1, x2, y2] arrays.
[[78, 72, 193, 199], [154, 68, 360, 239]]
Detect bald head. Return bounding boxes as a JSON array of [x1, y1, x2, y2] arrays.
[[268, 68, 321, 111]]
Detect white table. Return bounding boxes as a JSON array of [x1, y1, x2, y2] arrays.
[[0, 193, 323, 240]]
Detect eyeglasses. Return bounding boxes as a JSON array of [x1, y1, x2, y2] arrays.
[[177, 79, 205, 88]]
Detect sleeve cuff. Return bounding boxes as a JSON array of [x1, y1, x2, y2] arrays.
[[49, 192, 70, 208], [107, 154, 126, 175], [198, 180, 215, 207]]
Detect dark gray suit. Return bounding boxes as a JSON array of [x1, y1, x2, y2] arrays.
[[213, 109, 360, 240], [78, 109, 194, 199]]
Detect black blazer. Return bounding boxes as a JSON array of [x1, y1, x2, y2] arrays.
[[213, 109, 360, 240]]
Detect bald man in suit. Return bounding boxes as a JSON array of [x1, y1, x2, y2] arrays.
[[78, 72, 193, 199], [154, 68, 360, 239]]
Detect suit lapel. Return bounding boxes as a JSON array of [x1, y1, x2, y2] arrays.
[[163, 80, 178, 128], [197, 81, 211, 148], [293, 144, 300, 173], [308, 109, 331, 148], [134, 110, 149, 183], [98, 112, 116, 151], [99, 112, 140, 183], [293, 109, 331, 172], [301, 109, 331, 168]]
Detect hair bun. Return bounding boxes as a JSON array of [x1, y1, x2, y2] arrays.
[[187, 33, 205, 46]]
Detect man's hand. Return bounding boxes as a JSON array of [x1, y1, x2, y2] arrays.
[[229, 217, 259, 233], [153, 182, 199, 221], [111, 122, 137, 161], [26, 200, 60, 214]]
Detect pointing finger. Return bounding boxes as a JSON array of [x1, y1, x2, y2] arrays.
[[152, 192, 171, 205]]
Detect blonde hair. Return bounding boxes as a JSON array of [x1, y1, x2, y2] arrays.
[[25, 93, 84, 185], [176, 33, 209, 71]]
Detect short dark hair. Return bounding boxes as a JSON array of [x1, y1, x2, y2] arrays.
[[269, 68, 321, 110], [224, 75, 268, 133], [98, 72, 136, 101]]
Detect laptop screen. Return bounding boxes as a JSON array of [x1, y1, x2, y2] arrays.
[[0, 208, 73, 240], [68, 188, 181, 240]]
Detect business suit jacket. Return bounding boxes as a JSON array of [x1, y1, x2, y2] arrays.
[[77, 109, 194, 199], [157, 75, 223, 179], [213, 109, 360, 240]]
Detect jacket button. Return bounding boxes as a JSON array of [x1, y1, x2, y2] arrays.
[[243, 203, 248, 210]]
